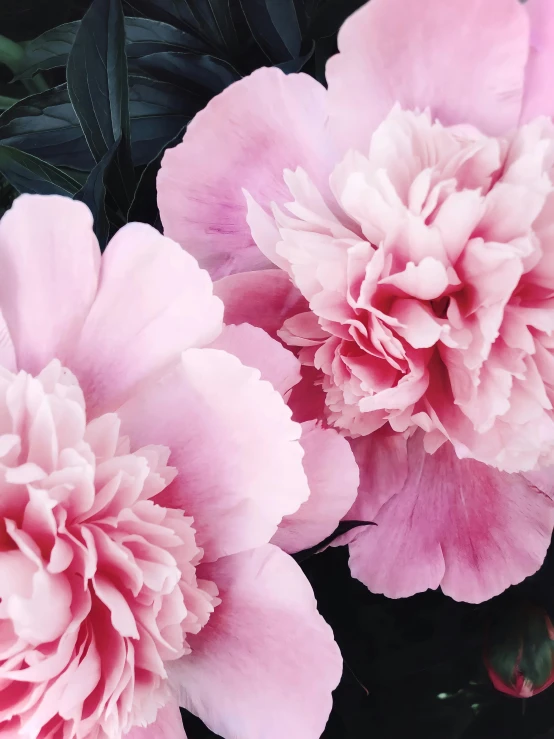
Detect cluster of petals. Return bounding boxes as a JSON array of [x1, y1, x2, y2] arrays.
[[158, 0, 554, 603], [0, 195, 354, 738]]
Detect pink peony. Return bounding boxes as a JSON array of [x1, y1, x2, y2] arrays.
[[158, 0, 554, 603], [0, 194, 349, 738]]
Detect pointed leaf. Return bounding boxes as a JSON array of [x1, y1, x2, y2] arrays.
[[0, 85, 95, 171], [129, 51, 240, 93], [67, 0, 136, 216], [125, 16, 212, 56], [0, 144, 80, 196], [239, 0, 305, 62], [15, 17, 211, 81], [14, 22, 78, 80], [0, 79, 198, 171], [75, 138, 122, 249]]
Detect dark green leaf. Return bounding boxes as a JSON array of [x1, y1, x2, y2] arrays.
[[75, 137, 122, 249], [127, 76, 198, 164], [14, 22, 78, 80], [239, 0, 305, 62], [15, 17, 210, 81], [67, 0, 135, 215], [0, 79, 197, 171], [124, 17, 212, 56], [124, 0, 202, 31], [0, 174, 16, 218], [185, 0, 238, 54], [67, 0, 130, 159], [129, 51, 239, 93], [127, 126, 184, 228], [0, 86, 95, 171], [277, 42, 314, 73], [0, 144, 80, 196], [126, 0, 238, 53]]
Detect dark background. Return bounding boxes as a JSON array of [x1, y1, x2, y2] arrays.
[[1, 1, 553, 737]]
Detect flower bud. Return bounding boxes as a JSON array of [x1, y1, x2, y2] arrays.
[[485, 602, 554, 698]]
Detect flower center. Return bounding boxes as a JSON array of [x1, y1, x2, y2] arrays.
[[0, 360, 218, 737]]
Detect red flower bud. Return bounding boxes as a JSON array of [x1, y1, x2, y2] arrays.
[[485, 602, 554, 698]]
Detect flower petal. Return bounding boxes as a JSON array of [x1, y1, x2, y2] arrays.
[[521, 0, 554, 121], [0, 195, 99, 375], [69, 224, 223, 416], [117, 349, 309, 562], [158, 68, 334, 279], [326, 0, 529, 153], [169, 545, 341, 739], [347, 433, 554, 602], [214, 270, 308, 337], [272, 420, 359, 553], [209, 322, 301, 397], [124, 699, 186, 739]]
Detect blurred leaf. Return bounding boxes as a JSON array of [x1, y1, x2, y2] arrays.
[[129, 51, 239, 92], [0, 144, 80, 195], [239, 0, 305, 62], [14, 22, 77, 79]]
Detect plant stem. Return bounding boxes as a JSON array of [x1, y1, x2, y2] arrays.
[[0, 95, 18, 109], [0, 34, 48, 94]]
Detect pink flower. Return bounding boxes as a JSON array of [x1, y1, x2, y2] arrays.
[[0, 194, 346, 739], [157, 0, 554, 603]]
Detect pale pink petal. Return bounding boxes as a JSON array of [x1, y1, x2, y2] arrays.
[[272, 420, 359, 553], [124, 699, 186, 739], [326, 0, 529, 153], [214, 270, 308, 337], [347, 434, 554, 603], [117, 349, 309, 562], [0, 195, 99, 375], [169, 545, 341, 739], [521, 0, 554, 121], [158, 67, 335, 279], [209, 323, 301, 397], [69, 224, 223, 417]]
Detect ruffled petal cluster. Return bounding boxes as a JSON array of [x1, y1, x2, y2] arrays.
[[0, 195, 345, 739], [158, 0, 554, 602]]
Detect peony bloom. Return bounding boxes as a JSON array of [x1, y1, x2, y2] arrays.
[[0, 194, 347, 739], [158, 0, 554, 603]]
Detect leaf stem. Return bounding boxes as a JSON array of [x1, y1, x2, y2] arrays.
[[0, 35, 48, 94], [0, 95, 18, 109]]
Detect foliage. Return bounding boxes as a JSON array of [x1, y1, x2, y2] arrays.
[[0, 0, 362, 246]]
